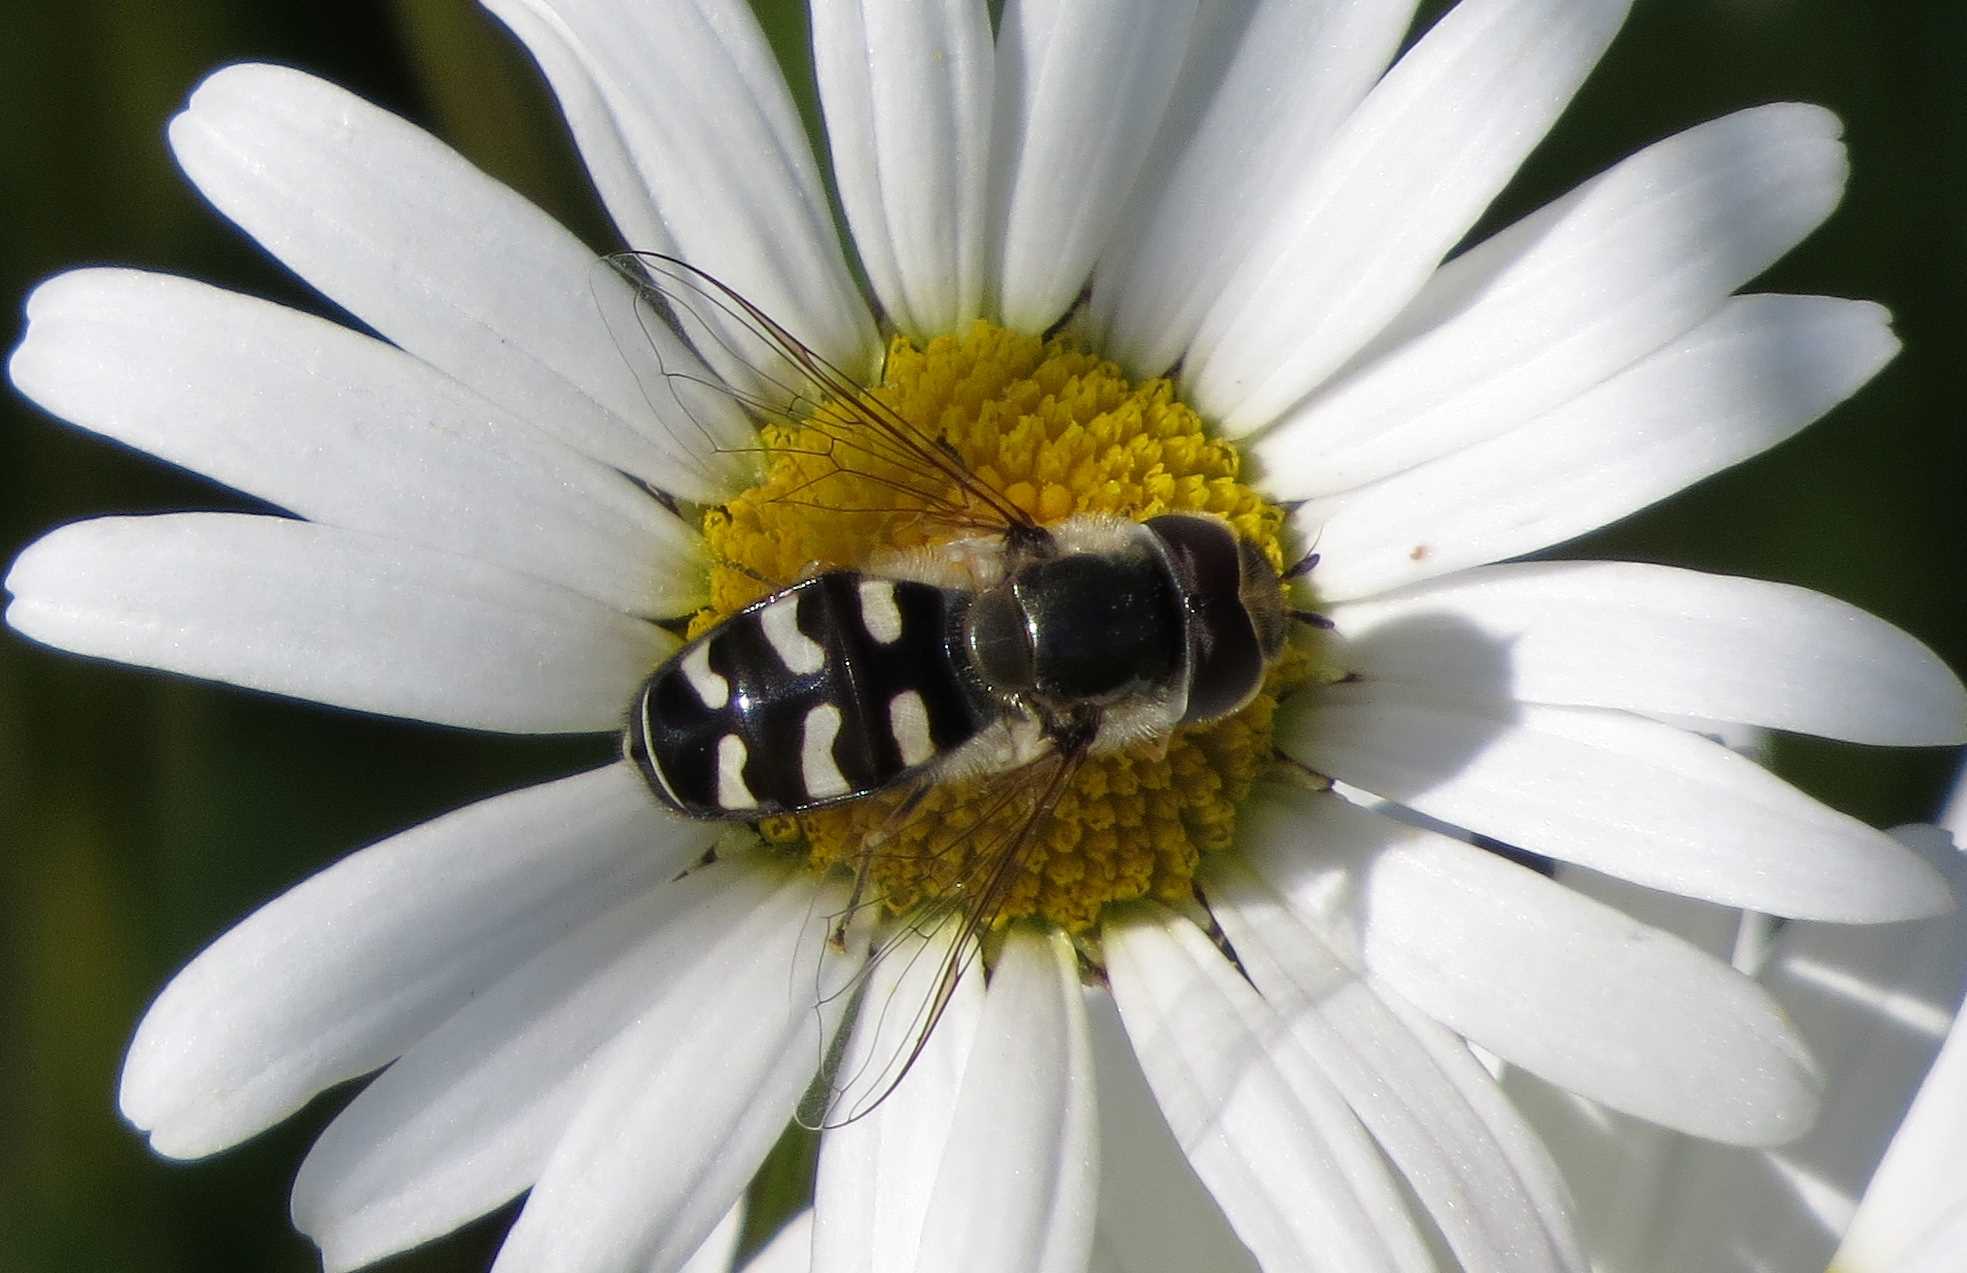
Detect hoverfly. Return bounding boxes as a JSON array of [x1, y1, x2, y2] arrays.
[[601, 253, 1303, 1123]]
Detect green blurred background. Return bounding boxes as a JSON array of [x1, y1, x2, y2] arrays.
[[1, 2, 1962, 1269]]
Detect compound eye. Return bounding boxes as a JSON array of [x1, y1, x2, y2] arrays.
[[964, 586, 1035, 696]]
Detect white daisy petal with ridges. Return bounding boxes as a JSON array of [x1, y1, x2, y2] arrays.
[[293, 855, 757, 1271], [1292, 294, 1900, 597], [167, 63, 755, 501], [491, 866, 858, 1273], [681, 1202, 749, 1273], [1486, 866, 1740, 1270], [745, 1211, 820, 1273], [1249, 103, 1850, 495], [915, 925, 1097, 1273], [1280, 686, 1949, 921], [1237, 786, 1824, 1144], [1187, 0, 1632, 430], [1833, 776, 1967, 1273], [1373, 989, 1588, 1269], [5, 514, 671, 733], [479, 0, 879, 376], [1835, 927, 1967, 1269], [1084, 990, 1257, 1273], [1863, 1218, 1967, 1273], [1652, 830, 1967, 1271], [117, 763, 703, 1159], [10, 268, 703, 617], [1087, 0, 1420, 376], [812, 0, 993, 339], [1105, 904, 1437, 1273], [986, 0, 1198, 333], [1326, 561, 1967, 746], [812, 917, 985, 1273], [1205, 855, 1583, 1272], [1502, 820, 1967, 1273]]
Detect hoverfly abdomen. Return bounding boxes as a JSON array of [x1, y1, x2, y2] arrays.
[[626, 572, 994, 818]]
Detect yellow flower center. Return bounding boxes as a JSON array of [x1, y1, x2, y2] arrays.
[[695, 321, 1318, 931]]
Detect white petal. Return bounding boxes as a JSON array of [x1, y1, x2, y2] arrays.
[[293, 859, 763, 1272], [1089, 0, 1420, 377], [1657, 827, 1967, 1273], [682, 1201, 749, 1273], [168, 63, 753, 501], [1084, 1234, 1128, 1273], [744, 1211, 817, 1273], [1885, 1213, 1967, 1273], [1253, 104, 1850, 494], [1492, 1072, 1680, 1269], [916, 926, 1097, 1273], [1205, 856, 1583, 1272], [481, 0, 879, 378], [1083, 989, 1258, 1273], [1236, 785, 1823, 1145], [1298, 294, 1900, 599], [6, 514, 668, 733], [1325, 560, 1967, 746], [1104, 905, 1435, 1273], [1503, 830, 1967, 1272], [116, 764, 703, 1159], [12, 268, 702, 617], [813, 0, 993, 338], [1186, 0, 1632, 430], [491, 867, 859, 1273], [1277, 681, 1950, 921], [812, 917, 985, 1273], [1372, 990, 1588, 1272], [988, 0, 1199, 333], [1481, 869, 1773, 1268]]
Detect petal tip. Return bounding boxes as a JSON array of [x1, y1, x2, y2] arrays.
[[1865, 845, 1958, 923]]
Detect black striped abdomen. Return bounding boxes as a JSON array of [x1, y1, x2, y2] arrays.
[[627, 572, 991, 818]]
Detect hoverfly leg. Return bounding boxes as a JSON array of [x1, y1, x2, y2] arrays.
[[1289, 607, 1336, 630], [1284, 549, 1321, 580], [830, 868, 865, 953], [670, 841, 722, 884], [1271, 750, 1334, 793], [830, 779, 935, 952], [714, 555, 785, 592], [1053, 706, 1101, 755], [645, 484, 683, 518]]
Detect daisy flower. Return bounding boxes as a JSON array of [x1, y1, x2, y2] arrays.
[[7, 1, 1964, 1272]]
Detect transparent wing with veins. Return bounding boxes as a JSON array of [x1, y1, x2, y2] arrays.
[[803, 741, 1090, 1129], [600, 251, 1039, 540]]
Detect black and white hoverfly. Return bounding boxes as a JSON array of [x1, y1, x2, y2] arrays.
[[602, 253, 1307, 1120]]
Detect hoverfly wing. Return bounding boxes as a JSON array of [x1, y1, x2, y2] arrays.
[[589, 252, 764, 499], [803, 909, 983, 1133], [808, 741, 1090, 1128], [600, 251, 1038, 538]]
